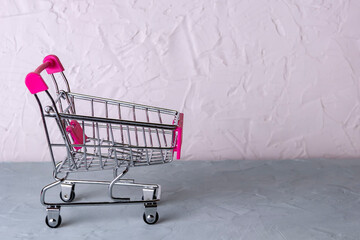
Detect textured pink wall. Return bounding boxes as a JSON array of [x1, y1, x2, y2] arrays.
[[1, 0, 360, 161]]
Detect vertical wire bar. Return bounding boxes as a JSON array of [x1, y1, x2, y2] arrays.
[[105, 101, 109, 142], [82, 120, 88, 170], [68, 148, 72, 170], [109, 123, 118, 167], [145, 109, 153, 147], [91, 99, 96, 156], [60, 72, 71, 92], [96, 122, 103, 169], [163, 149, 168, 162], [171, 125, 176, 161], [155, 125, 165, 163], [50, 74, 60, 94], [50, 74, 70, 138], [71, 95, 76, 114], [50, 74, 63, 112], [157, 110, 167, 147], [60, 72, 76, 114], [145, 108, 154, 163], [142, 125, 149, 165], [126, 125, 133, 165], [64, 95, 75, 114], [34, 94, 57, 171], [118, 104, 124, 144], [45, 91, 77, 169], [132, 106, 139, 146]]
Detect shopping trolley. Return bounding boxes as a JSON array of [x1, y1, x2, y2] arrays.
[[24, 55, 184, 228]]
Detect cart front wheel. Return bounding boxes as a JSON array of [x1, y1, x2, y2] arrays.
[[59, 190, 75, 202], [45, 215, 62, 228], [143, 212, 159, 225]]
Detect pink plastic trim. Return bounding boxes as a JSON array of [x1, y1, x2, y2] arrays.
[[25, 55, 64, 94], [43, 55, 64, 74], [34, 61, 51, 74], [174, 113, 184, 159], [25, 72, 49, 94], [66, 120, 88, 150]]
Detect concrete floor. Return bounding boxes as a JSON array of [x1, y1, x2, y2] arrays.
[[1, 159, 360, 239]]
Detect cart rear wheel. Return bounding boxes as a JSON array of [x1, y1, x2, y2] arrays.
[[143, 212, 159, 224], [45, 215, 62, 228], [59, 190, 75, 202]]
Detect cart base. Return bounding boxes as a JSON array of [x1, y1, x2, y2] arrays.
[[41, 174, 161, 228]]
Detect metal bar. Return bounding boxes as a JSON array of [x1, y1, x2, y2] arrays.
[[67, 179, 158, 188], [118, 104, 124, 144], [95, 122, 103, 169], [67, 92, 177, 115], [157, 110, 167, 147], [40, 179, 160, 207], [91, 99, 96, 156], [64, 94, 75, 114], [105, 101, 109, 141], [58, 113, 177, 130], [34, 94, 57, 171], [82, 121, 88, 170], [109, 123, 118, 167], [142, 126, 149, 165], [50, 74, 63, 113], [50, 144, 173, 150], [60, 72, 71, 93], [45, 91, 77, 169], [146, 108, 153, 147], [126, 124, 133, 165], [109, 166, 129, 199], [154, 124, 165, 163], [57, 122, 173, 134], [50, 74, 60, 94], [53, 91, 64, 104], [60, 72, 76, 114], [133, 106, 139, 146], [62, 104, 72, 114]]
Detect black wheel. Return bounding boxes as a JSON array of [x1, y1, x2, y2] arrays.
[[45, 215, 62, 228], [59, 190, 75, 202], [143, 212, 159, 225]]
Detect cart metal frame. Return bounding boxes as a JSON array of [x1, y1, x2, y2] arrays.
[[25, 55, 184, 227]]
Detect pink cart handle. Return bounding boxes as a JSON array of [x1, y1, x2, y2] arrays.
[[25, 55, 64, 94], [174, 113, 184, 159]]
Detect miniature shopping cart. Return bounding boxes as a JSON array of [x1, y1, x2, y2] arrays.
[[25, 55, 184, 228]]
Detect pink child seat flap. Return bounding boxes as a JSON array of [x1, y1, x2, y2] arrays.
[[66, 120, 88, 150]]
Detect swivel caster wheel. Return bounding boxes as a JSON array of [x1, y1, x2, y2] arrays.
[[45, 206, 62, 228], [45, 215, 62, 228], [59, 190, 75, 202], [143, 212, 159, 225], [60, 183, 75, 202]]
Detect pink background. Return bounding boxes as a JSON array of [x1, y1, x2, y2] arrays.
[[1, 0, 360, 161]]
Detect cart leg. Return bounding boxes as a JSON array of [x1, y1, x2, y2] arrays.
[[109, 167, 131, 200], [143, 202, 159, 224], [142, 185, 161, 200], [155, 184, 161, 200], [60, 182, 75, 202], [142, 188, 155, 200], [45, 206, 62, 228]]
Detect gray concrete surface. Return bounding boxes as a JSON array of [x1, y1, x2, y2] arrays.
[[1, 159, 360, 239]]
